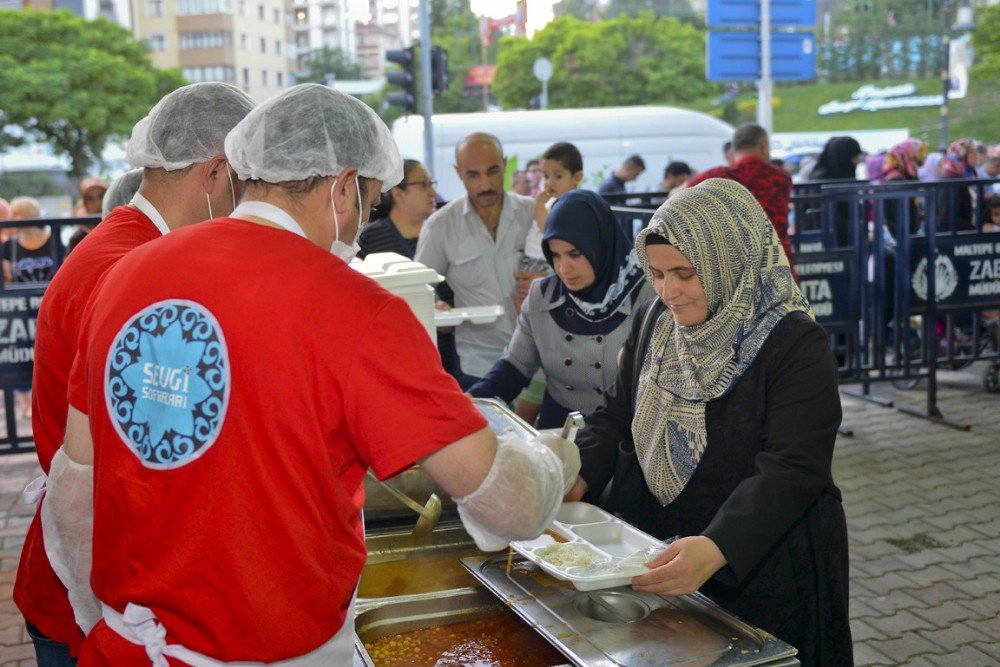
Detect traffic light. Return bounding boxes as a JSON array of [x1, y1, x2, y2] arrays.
[[386, 46, 416, 113], [431, 46, 449, 95]]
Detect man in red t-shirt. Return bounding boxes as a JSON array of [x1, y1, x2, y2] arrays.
[[47, 85, 578, 665], [688, 124, 797, 277], [15, 82, 254, 664]]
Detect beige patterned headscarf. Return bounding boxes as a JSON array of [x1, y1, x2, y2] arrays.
[[632, 179, 813, 506]]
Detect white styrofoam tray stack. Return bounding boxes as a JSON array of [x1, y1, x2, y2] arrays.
[[351, 252, 442, 342]]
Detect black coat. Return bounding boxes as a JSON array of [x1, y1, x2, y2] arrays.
[[577, 301, 853, 667]]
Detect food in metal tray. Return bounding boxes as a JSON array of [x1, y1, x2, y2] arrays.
[[361, 610, 566, 666]]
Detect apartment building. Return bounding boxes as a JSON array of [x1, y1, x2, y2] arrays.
[[289, 0, 359, 75], [355, 0, 418, 79], [135, 0, 291, 102]]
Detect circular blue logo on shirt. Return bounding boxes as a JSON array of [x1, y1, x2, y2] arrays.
[[104, 300, 230, 469]]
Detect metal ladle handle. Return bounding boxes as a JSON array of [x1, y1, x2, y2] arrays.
[[560, 411, 585, 442], [365, 470, 435, 520]]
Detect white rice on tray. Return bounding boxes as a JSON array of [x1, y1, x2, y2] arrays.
[[537, 543, 595, 568]]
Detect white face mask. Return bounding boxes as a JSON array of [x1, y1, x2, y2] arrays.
[[330, 175, 365, 262], [205, 162, 237, 220]]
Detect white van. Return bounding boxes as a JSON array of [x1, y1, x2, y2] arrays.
[[392, 106, 735, 201]]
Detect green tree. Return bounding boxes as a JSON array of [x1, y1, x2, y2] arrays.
[[606, 0, 701, 25], [296, 46, 364, 84], [494, 13, 714, 110], [972, 4, 1000, 78], [0, 9, 184, 181], [553, 0, 603, 20]]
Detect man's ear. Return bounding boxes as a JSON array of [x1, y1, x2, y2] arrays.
[[330, 168, 359, 214], [202, 155, 229, 194]]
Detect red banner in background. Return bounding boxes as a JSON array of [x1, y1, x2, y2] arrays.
[[465, 65, 497, 87]]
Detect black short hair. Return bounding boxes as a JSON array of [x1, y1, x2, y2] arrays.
[[722, 141, 732, 154], [732, 124, 769, 151], [624, 154, 645, 170], [987, 193, 1000, 210], [663, 161, 691, 178], [542, 142, 583, 174], [526, 158, 540, 169]]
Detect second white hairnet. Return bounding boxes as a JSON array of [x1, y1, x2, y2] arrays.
[[225, 84, 403, 192], [102, 169, 143, 217], [126, 82, 255, 171]]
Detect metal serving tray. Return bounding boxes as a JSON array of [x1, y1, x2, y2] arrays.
[[352, 587, 573, 666], [461, 554, 799, 667]]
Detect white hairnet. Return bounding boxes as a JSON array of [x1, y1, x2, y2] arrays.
[[102, 169, 143, 217], [126, 82, 255, 171], [225, 83, 403, 192]]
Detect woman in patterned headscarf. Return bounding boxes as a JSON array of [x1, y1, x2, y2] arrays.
[[937, 138, 981, 231], [568, 179, 852, 666]]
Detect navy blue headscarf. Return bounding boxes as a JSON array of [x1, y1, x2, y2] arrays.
[[540, 190, 645, 335]]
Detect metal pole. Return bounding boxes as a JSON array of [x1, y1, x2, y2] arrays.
[[419, 0, 434, 175], [757, 0, 772, 132], [481, 38, 489, 111], [939, 8, 951, 151], [541, 80, 548, 110]]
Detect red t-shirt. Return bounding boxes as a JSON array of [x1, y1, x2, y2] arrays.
[[69, 219, 486, 663], [688, 156, 797, 276], [15, 205, 161, 654]]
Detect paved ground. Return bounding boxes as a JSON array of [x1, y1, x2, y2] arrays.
[[0, 370, 997, 665]]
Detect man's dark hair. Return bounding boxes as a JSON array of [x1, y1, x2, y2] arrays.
[[732, 124, 769, 152], [664, 161, 692, 178], [542, 142, 583, 174], [987, 193, 1000, 211], [722, 141, 732, 155], [526, 158, 540, 169], [623, 154, 645, 170]]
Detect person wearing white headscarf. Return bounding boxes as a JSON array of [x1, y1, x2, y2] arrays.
[[52, 84, 578, 665], [567, 179, 852, 666]]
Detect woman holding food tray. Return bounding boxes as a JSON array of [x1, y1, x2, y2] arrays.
[[566, 179, 852, 666]]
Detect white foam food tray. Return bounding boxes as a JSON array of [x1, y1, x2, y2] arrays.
[[433, 304, 505, 327], [510, 502, 670, 591]]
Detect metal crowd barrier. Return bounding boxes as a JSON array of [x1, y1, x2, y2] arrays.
[[0, 216, 97, 453], [791, 178, 1000, 430]]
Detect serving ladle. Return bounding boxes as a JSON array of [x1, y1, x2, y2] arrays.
[[366, 470, 442, 538]]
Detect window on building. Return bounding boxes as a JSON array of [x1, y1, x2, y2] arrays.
[[259, 36, 266, 53], [276, 71, 283, 87], [238, 0, 245, 15], [274, 39, 281, 56], [243, 67, 251, 88], [180, 30, 232, 50], [146, 33, 167, 51], [182, 65, 235, 83], [294, 8, 307, 25], [176, 0, 233, 15], [257, 3, 264, 20], [145, 0, 164, 16], [261, 69, 269, 87], [273, 7, 280, 24], [241, 32, 248, 50]]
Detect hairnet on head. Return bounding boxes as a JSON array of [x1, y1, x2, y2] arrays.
[[102, 169, 144, 217], [225, 83, 403, 192], [126, 82, 255, 171]]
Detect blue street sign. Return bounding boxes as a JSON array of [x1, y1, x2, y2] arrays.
[[707, 0, 817, 27], [707, 32, 816, 81]]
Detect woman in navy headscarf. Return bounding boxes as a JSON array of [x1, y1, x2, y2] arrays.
[[469, 190, 654, 428]]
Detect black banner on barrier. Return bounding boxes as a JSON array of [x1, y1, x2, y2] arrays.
[[794, 252, 854, 326], [0, 288, 43, 386], [908, 234, 1000, 312]]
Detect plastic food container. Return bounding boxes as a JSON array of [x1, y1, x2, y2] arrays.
[[511, 502, 671, 591]]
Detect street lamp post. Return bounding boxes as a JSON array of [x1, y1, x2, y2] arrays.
[[940, 2, 976, 150]]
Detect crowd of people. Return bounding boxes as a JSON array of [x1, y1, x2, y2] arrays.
[[9, 81, 999, 667]]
